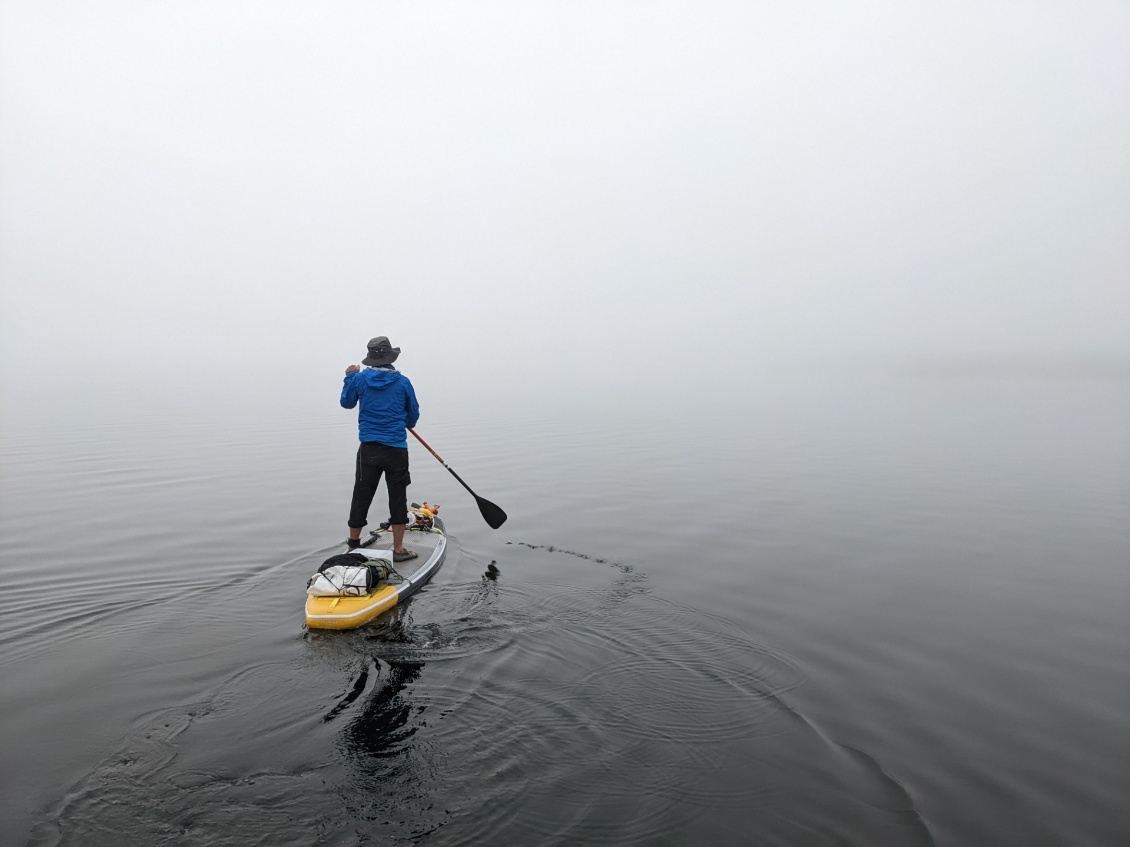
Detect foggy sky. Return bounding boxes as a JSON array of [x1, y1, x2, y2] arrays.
[[2, 0, 1128, 390]]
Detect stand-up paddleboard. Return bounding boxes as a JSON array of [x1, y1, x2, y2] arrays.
[[305, 506, 447, 630]]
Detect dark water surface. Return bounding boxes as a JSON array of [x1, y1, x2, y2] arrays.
[[1, 369, 1126, 846]]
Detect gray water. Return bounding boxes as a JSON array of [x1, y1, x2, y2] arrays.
[[1, 366, 1127, 846]]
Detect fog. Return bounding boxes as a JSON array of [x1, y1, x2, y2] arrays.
[[2, 0, 1127, 398]]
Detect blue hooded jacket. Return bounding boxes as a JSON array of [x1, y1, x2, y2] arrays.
[[340, 366, 420, 447]]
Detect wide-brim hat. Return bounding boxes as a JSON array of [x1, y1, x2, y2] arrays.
[[362, 336, 400, 367]]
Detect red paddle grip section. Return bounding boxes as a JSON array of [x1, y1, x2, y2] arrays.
[[408, 428, 445, 464]]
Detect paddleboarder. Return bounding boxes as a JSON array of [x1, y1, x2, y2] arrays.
[[341, 336, 420, 562]]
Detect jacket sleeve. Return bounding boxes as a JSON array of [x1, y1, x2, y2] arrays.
[[403, 378, 420, 429], [340, 372, 360, 409]]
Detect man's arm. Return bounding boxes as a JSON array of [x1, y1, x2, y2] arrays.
[[404, 378, 420, 429], [340, 365, 361, 409]]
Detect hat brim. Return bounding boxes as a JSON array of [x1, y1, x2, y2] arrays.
[[362, 348, 400, 367]]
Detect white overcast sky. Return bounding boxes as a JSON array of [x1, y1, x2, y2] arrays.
[[1, 0, 1127, 390]]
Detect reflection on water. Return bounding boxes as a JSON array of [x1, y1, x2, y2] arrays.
[[29, 553, 933, 846], [5, 372, 1129, 846]]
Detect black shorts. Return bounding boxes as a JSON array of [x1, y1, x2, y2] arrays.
[[348, 442, 411, 527]]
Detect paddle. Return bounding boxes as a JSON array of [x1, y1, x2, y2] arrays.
[[408, 429, 508, 529]]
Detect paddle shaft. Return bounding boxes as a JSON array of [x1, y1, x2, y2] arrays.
[[409, 429, 474, 495], [408, 428, 508, 528]]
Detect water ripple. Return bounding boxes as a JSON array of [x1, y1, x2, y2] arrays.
[[32, 545, 932, 846]]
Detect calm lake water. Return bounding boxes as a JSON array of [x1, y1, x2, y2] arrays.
[[1, 366, 1127, 846]]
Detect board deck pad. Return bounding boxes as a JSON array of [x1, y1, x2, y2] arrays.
[[364, 526, 445, 581]]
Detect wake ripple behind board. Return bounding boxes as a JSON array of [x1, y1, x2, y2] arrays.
[[32, 549, 932, 847]]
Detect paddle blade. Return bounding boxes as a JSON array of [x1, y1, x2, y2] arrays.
[[476, 496, 508, 529]]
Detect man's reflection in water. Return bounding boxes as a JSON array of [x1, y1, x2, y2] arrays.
[[328, 563, 501, 782], [338, 656, 425, 764]]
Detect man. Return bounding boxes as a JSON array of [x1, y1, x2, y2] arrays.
[[340, 335, 420, 562]]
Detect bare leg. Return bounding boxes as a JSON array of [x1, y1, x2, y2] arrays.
[[391, 523, 407, 552]]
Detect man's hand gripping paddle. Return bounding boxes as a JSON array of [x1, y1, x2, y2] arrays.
[[409, 429, 508, 529]]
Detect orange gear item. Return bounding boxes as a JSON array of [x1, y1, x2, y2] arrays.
[[415, 502, 440, 527]]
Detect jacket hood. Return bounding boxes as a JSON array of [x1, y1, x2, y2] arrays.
[[359, 366, 402, 390]]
